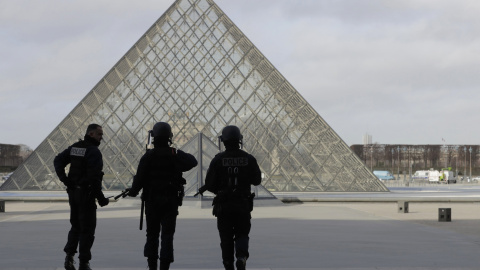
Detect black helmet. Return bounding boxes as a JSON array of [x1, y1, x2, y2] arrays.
[[151, 122, 173, 139], [219, 125, 243, 142]]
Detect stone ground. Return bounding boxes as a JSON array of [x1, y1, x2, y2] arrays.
[[1, 197, 480, 270]]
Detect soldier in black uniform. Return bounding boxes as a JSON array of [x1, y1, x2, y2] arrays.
[[127, 122, 197, 270], [198, 125, 262, 270], [54, 123, 110, 270]]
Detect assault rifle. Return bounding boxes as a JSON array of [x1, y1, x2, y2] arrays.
[[193, 185, 208, 197], [114, 188, 131, 200]]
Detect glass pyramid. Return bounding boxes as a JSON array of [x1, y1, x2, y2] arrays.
[[1, 0, 388, 192]]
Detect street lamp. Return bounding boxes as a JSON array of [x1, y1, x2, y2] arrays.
[[408, 146, 411, 182], [397, 146, 400, 180], [464, 146, 467, 179], [391, 148, 394, 175], [453, 155, 457, 177], [370, 145, 373, 171], [444, 141, 447, 168], [469, 147, 472, 180]]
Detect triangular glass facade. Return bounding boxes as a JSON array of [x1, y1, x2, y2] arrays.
[[1, 0, 388, 192]]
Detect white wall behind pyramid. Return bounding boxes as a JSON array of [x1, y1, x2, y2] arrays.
[[1, 0, 388, 192]]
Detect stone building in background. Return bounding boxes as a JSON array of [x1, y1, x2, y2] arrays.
[[0, 144, 32, 169]]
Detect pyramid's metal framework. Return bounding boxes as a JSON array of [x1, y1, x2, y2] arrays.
[[1, 0, 388, 192]]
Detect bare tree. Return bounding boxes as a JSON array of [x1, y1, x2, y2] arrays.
[[350, 145, 364, 162], [349, 144, 479, 174]]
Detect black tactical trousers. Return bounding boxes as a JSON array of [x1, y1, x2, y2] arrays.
[[64, 188, 97, 261], [217, 210, 251, 264], [144, 198, 178, 263]]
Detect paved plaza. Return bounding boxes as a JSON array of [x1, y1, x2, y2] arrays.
[[1, 187, 480, 269]]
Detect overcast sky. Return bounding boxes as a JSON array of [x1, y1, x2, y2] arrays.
[[1, 0, 479, 150]]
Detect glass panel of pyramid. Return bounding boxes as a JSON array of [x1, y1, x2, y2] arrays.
[[1, 0, 388, 192]]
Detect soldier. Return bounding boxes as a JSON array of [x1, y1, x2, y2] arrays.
[[198, 125, 261, 270], [127, 122, 197, 270], [54, 123, 110, 270]]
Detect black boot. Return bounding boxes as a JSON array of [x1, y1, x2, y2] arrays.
[[236, 257, 246, 270], [78, 261, 92, 270], [147, 257, 157, 270], [223, 261, 234, 270], [64, 254, 76, 270], [159, 261, 170, 270]]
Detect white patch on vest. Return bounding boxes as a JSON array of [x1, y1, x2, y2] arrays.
[[222, 157, 248, 167], [70, 147, 86, 157]]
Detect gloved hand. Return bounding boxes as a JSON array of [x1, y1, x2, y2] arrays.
[[98, 197, 109, 207], [198, 185, 208, 194], [62, 178, 74, 191], [127, 188, 138, 197]]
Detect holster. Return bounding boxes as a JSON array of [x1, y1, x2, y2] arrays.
[[177, 184, 185, 206], [146, 177, 186, 207], [248, 192, 255, 212], [212, 190, 255, 217]]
